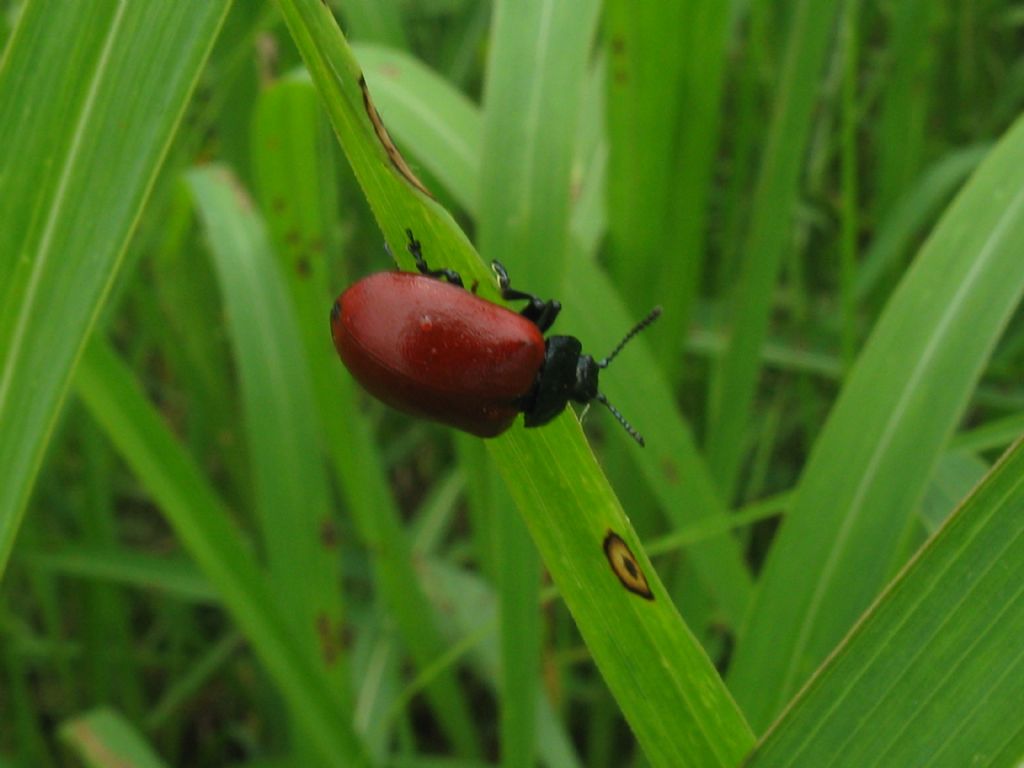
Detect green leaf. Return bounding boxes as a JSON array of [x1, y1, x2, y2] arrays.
[[60, 708, 168, 768], [21, 547, 216, 604], [604, 0, 732, 377], [75, 340, 370, 767], [333, 0, 406, 46], [488, 428, 754, 767], [854, 144, 989, 303], [564, 247, 754, 623], [0, 0, 229, 579], [419, 558, 584, 768], [274, 0, 478, 276], [188, 166, 348, 693], [356, 43, 481, 214], [744, 438, 1024, 766], [704, 0, 843, 497], [729, 114, 1024, 730], [249, 71, 481, 757], [919, 452, 989, 533], [951, 411, 1024, 455], [477, 4, 600, 765], [871, 0, 939, 218]]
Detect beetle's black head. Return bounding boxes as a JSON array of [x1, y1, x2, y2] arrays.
[[573, 354, 600, 404], [518, 307, 662, 446]]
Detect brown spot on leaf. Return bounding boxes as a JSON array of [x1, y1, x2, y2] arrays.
[[65, 720, 134, 768], [316, 613, 346, 665], [603, 531, 654, 600], [358, 73, 434, 198], [320, 518, 339, 548]]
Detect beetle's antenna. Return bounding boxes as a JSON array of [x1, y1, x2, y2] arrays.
[[597, 306, 662, 368], [596, 393, 645, 447], [592, 307, 660, 446]]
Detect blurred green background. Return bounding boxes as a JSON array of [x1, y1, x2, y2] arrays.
[[2, 0, 1024, 766]]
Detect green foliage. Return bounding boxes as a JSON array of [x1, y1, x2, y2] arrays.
[[728, 109, 1024, 730], [2, 0, 1024, 765], [0, 0, 231, 577], [60, 708, 169, 768]]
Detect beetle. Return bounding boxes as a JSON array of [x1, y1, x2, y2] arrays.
[[330, 230, 660, 445]]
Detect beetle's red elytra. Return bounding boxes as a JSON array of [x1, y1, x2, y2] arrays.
[[333, 272, 544, 437], [330, 230, 660, 445]]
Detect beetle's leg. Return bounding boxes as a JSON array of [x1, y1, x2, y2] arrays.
[[491, 260, 561, 332], [406, 229, 464, 287]]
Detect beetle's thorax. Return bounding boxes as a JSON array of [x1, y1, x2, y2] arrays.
[[519, 335, 601, 427]]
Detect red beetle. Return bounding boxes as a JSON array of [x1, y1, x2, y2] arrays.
[[330, 230, 660, 445]]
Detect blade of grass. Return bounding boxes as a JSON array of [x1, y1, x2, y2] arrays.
[[564, 244, 755, 623], [745, 438, 1024, 766], [605, 0, 732, 379], [75, 340, 370, 767], [78, 417, 143, 712], [729, 112, 1024, 730], [421, 559, 584, 768], [149, 182, 249, 507], [493, 480, 541, 768], [249, 73, 480, 756], [355, 43, 481, 214], [871, 0, 937, 219], [716, 0, 769, 296], [60, 708, 167, 768], [951, 411, 1024, 455], [0, 0, 229, 580], [145, 631, 243, 732], [837, 0, 859, 368], [704, 0, 843, 498], [477, 3, 600, 765], [570, 59, 607, 256], [2, 626, 52, 765], [274, 0, 481, 274], [853, 143, 989, 303], [187, 166, 349, 701], [20, 547, 216, 604], [488, 423, 755, 767], [918, 452, 989, 534], [332, 0, 406, 46], [604, 0, 688, 307], [479, 0, 598, 288], [273, 4, 754, 763], [658, 0, 734, 377]]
